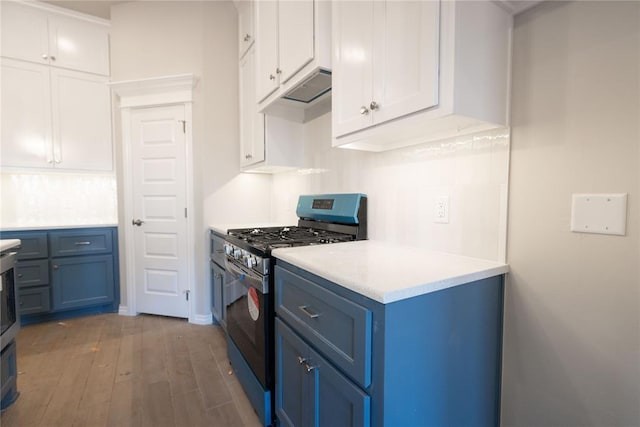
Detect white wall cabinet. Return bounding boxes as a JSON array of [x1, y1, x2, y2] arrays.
[[236, 0, 255, 59], [1, 58, 113, 171], [1, 1, 110, 76], [239, 48, 304, 173], [332, 0, 512, 152], [255, 0, 331, 114]]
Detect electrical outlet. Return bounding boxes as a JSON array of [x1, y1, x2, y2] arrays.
[[434, 196, 449, 224]]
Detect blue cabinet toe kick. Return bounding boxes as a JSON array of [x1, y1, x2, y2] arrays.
[[227, 336, 272, 426]]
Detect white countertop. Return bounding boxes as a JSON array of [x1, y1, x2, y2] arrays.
[[0, 239, 21, 252], [1, 223, 118, 231], [272, 240, 509, 304], [209, 222, 288, 235]]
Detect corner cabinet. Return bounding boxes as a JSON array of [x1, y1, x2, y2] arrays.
[[0, 1, 113, 171], [274, 262, 505, 427], [332, 0, 512, 152], [2, 227, 119, 325]]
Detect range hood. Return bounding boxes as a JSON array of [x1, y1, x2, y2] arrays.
[[282, 69, 331, 104]]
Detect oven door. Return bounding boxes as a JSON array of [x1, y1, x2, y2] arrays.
[[224, 259, 271, 388], [1, 252, 19, 351]]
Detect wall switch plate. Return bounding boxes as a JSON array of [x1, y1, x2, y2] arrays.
[[434, 196, 450, 224], [570, 193, 627, 236]]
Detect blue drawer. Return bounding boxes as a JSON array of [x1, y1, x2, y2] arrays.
[[16, 259, 49, 287], [1, 232, 48, 260], [49, 229, 112, 257], [275, 265, 372, 389]]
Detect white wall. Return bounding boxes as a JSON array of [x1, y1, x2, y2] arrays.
[[271, 113, 510, 262], [110, 1, 271, 317], [503, 2, 639, 425]]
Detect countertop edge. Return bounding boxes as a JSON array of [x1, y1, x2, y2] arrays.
[[1, 224, 119, 232]]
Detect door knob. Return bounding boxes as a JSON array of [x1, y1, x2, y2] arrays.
[[132, 219, 144, 226], [370, 101, 379, 111]]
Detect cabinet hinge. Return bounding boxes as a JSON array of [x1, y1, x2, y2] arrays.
[[178, 120, 186, 133]]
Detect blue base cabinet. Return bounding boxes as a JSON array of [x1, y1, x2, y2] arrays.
[[274, 261, 504, 427], [1, 227, 119, 324], [210, 231, 227, 329]]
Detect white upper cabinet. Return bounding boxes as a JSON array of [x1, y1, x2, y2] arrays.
[[0, 58, 113, 171], [236, 0, 255, 59], [332, 0, 512, 152], [254, 0, 331, 116], [240, 47, 266, 168], [1, 59, 53, 168], [1, 1, 110, 76]]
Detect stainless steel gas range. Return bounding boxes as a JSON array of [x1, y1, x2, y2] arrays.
[[223, 193, 367, 427]]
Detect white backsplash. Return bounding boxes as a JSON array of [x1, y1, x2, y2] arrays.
[[271, 113, 510, 262], [0, 171, 117, 228]]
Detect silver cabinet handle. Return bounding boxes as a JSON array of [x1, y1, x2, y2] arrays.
[[269, 74, 276, 81], [370, 101, 379, 111], [243, 33, 251, 42], [298, 305, 320, 319], [53, 264, 59, 270], [303, 361, 315, 373], [18, 273, 23, 278], [75, 241, 91, 246], [50, 56, 56, 61], [42, 54, 48, 60], [132, 219, 144, 226], [215, 273, 223, 280], [276, 68, 282, 74], [297, 356, 306, 365], [360, 106, 369, 115], [245, 154, 253, 159]]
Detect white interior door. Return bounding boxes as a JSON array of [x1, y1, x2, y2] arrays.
[[130, 105, 189, 318]]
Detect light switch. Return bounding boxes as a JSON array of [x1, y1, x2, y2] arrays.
[[570, 193, 627, 236]]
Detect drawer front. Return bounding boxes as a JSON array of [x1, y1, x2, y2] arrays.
[[275, 265, 372, 388], [15, 259, 49, 287], [49, 229, 112, 257], [210, 231, 226, 266], [1, 232, 48, 260], [18, 286, 51, 315]]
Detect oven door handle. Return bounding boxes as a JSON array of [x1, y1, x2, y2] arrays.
[[225, 260, 269, 294]]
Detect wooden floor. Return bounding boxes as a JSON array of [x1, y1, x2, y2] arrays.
[[0, 313, 262, 427]]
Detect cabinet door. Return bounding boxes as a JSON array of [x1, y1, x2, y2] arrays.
[[51, 254, 114, 311], [276, 319, 312, 427], [48, 14, 110, 76], [239, 47, 265, 167], [311, 347, 371, 427], [211, 260, 225, 329], [277, 0, 314, 85], [237, 0, 255, 58], [50, 68, 113, 171], [371, 0, 440, 126], [18, 286, 51, 315], [0, 2, 49, 65], [0, 59, 53, 168], [331, 1, 374, 138], [255, 0, 279, 102]]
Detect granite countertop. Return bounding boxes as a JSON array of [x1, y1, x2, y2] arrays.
[[272, 240, 509, 304], [1, 223, 118, 232], [209, 222, 288, 235], [0, 239, 21, 252]]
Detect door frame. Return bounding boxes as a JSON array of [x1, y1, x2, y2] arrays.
[[111, 74, 199, 323]]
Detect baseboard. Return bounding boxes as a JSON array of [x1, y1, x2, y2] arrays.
[[191, 313, 213, 325], [118, 305, 134, 316]]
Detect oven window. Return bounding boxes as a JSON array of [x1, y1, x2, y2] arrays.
[[1, 269, 17, 336]]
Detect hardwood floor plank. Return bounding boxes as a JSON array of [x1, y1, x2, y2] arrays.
[[115, 332, 143, 383], [207, 401, 245, 427], [141, 380, 175, 427], [40, 383, 84, 426], [107, 379, 143, 427], [171, 389, 211, 427], [190, 350, 233, 410], [73, 401, 110, 427]]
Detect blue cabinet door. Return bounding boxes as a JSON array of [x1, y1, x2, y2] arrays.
[[276, 318, 312, 427], [211, 260, 225, 329], [310, 347, 370, 427], [51, 254, 114, 311]]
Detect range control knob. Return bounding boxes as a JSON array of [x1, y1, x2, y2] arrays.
[[246, 256, 256, 269], [233, 249, 241, 259]]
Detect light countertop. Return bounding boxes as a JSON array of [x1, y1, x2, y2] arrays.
[[1, 223, 118, 232], [272, 240, 509, 304], [0, 239, 21, 252], [209, 222, 288, 235]]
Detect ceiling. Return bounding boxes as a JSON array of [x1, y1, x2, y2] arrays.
[[41, 1, 127, 19]]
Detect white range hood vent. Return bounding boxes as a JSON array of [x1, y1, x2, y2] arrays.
[[282, 69, 331, 104]]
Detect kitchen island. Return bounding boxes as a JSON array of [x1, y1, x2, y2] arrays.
[[272, 241, 508, 427]]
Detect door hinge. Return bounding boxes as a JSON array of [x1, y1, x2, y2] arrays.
[[178, 120, 186, 133], [184, 290, 190, 301], [184, 208, 187, 218]]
